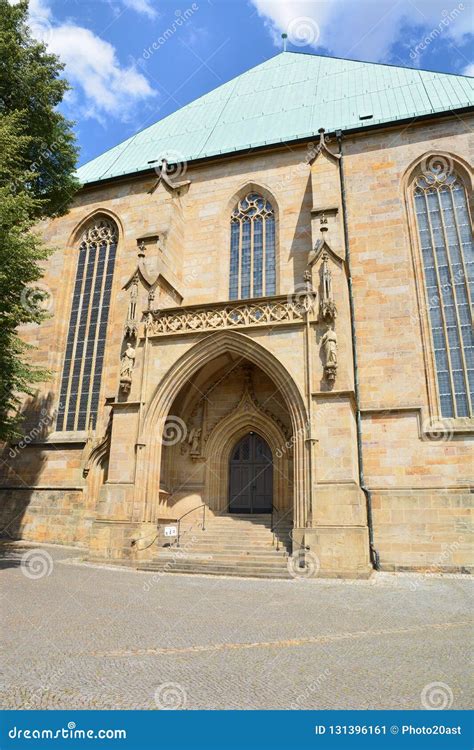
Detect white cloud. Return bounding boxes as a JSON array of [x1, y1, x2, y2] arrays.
[[13, 0, 157, 123], [251, 0, 473, 63], [463, 63, 474, 76], [122, 0, 158, 19], [46, 24, 155, 122]]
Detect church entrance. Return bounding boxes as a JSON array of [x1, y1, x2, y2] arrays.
[[228, 433, 273, 514]]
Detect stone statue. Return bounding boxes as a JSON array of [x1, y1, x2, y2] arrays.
[[188, 427, 202, 455], [319, 251, 337, 322], [120, 342, 136, 381], [321, 327, 337, 383]]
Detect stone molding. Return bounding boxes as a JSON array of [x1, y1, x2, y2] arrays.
[[145, 295, 316, 337]]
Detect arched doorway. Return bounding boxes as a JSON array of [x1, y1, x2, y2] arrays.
[[228, 433, 273, 514], [141, 331, 308, 527]]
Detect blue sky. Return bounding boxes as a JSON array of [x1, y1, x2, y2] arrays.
[[23, 0, 474, 167]]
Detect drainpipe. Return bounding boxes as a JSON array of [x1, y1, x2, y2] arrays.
[[335, 129, 380, 570]]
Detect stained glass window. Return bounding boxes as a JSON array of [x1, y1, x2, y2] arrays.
[[56, 218, 118, 431], [229, 192, 276, 299], [413, 168, 473, 418]]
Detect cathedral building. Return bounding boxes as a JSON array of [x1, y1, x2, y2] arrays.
[[1, 51, 472, 578]]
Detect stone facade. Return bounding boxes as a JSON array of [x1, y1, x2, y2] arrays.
[[0, 112, 472, 577]]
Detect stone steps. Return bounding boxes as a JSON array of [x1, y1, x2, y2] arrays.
[[139, 560, 293, 579], [167, 543, 289, 554], [175, 531, 291, 543], [153, 549, 289, 562], [152, 513, 293, 579]]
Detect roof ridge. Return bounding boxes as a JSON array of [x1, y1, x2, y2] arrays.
[[280, 49, 473, 79]]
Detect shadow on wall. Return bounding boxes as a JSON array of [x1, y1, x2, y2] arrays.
[[288, 173, 313, 290], [0, 391, 56, 544]]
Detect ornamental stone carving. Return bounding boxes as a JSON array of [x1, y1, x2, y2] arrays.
[[147, 297, 311, 337], [81, 218, 118, 245]]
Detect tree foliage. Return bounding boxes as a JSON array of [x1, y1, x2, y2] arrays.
[[0, 0, 79, 440]]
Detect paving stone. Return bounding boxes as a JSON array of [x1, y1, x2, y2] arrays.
[[0, 543, 472, 710]]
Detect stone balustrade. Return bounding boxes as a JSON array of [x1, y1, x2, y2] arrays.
[[145, 294, 317, 337]]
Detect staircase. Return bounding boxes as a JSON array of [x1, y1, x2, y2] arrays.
[[138, 514, 293, 579]]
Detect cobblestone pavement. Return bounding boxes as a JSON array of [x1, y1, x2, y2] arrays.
[[0, 542, 472, 710]]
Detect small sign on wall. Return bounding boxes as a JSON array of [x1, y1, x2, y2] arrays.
[[164, 526, 178, 538]]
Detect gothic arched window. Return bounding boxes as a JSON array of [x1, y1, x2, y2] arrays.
[[56, 217, 118, 431], [413, 166, 473, 418], [229, 192, 276, 299]]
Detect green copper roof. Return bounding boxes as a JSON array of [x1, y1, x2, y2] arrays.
[[77, 51, 474, 185]]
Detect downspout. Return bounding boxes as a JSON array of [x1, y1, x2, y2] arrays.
[[335, 130, 380, 570]]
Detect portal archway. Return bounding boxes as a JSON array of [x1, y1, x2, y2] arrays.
[[139, 331, 309, 528]]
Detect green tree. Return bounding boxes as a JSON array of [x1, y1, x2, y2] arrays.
[[0, 0, 79, 441]]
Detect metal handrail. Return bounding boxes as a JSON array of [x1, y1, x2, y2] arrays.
[[176, 504, 206, 547], [271, 504, 293, 552]]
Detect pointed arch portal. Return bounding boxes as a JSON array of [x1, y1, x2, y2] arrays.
[[139, 331, 309, 528]]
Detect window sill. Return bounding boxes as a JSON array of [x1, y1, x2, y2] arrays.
[[422, 417, 474, 439], [32, 431, 89, 445]]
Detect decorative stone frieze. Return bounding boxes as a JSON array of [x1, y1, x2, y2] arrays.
[[146, 296, 314, 337]]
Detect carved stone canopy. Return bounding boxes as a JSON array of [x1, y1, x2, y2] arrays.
[[148, 158, 191, 194], [123, 243, 183, 326], [308, 128, 341, 164], [307, 235, 341, 270]]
